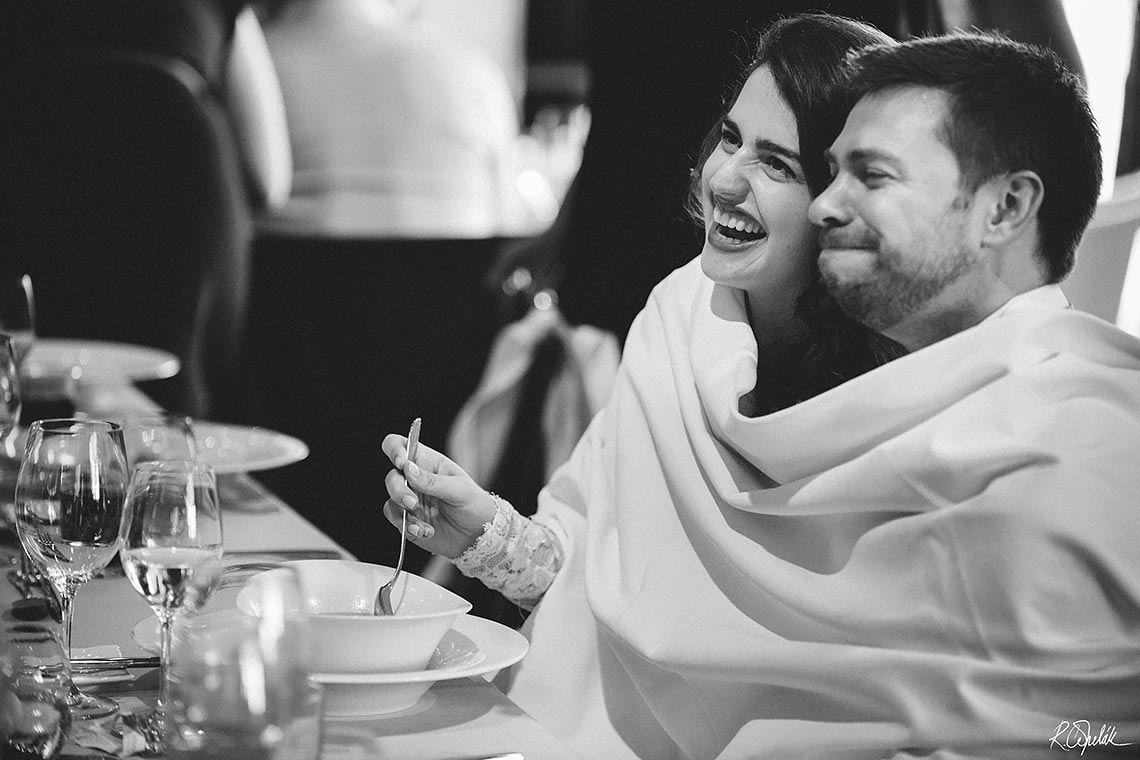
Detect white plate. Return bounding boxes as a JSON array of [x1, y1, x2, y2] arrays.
[[131, 616, 159, 654], [131, 609, 240, 655], [22, 338, 180, 382], [193, 422, 309, 473], [132, 613, 529, 718], [312, 614, 529, 718]]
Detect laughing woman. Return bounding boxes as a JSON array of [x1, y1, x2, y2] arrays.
[[381, 14, 910, 759]]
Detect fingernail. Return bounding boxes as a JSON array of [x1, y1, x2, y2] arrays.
[[402, 493, 417, 509], [407, 523, 422, 537], [407, 461, 421, 478], [421, 525, 435, 539]]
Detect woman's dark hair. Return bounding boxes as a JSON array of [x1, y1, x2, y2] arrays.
[[687, 13, 908, 415], [688, 13, 894, 206]]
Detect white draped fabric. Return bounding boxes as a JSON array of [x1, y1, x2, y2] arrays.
[[504, 257, 1140, 760]]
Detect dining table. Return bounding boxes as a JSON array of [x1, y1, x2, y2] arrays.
[[1, 372, 581, 760]]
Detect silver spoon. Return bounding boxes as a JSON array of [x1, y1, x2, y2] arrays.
[[375, 417, 420, 615]]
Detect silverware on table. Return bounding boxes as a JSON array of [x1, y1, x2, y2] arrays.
[[6, 563, 63, 622], [71, 656, 160, 672], [221, 550, 345, 576], [216, 550, 347, 590], [224, 548, 344, 560], [375, 416, 420, 615]]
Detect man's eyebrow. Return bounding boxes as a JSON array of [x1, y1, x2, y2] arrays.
[[828, 147, 900, 166]]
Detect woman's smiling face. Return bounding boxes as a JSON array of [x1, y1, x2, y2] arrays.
[[699, 66, 818, 332]]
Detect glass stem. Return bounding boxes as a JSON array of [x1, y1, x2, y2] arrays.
[[157, 609, 175, 714], [55, 579, 81, 700], [19, 549, 35, 584], [56, 578, 78, 656]]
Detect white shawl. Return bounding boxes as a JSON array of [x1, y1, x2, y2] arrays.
[[505, 258, 1140, 760]]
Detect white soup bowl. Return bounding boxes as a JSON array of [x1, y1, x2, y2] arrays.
[[236, 559, 471, 674]]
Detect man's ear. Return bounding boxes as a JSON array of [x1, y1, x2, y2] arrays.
[[981, 170, 1044, 247]]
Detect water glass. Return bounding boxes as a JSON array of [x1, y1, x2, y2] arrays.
[[118, 459, 223, 741], [0, 613, 72, 759], [166, 567, 322, 760]]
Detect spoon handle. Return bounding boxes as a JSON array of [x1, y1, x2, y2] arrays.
[[395, 416, 421, 568], [404, 417, 421, 488]]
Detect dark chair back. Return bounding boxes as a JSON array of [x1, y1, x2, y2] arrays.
[[0, 0, 252, 417]]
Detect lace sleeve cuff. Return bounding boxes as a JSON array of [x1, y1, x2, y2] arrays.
[[451, 494, 563, 609]]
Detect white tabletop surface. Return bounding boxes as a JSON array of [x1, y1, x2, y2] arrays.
[[3, 378, 581, 760]]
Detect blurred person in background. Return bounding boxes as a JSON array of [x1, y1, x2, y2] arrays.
[[1117, 1, 1140, 175], [255, 0, 539, 237], [226, 2, 294, 214], [234, 0, 539, 567]]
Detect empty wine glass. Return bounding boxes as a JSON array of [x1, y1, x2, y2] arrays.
[[0, 336, 22, 515], [118, 460, 223, 745], [0, 274, 35, 370], [0, 334, 21, 446], [0, 331, 23, 467], [14, 419, 128, 722], [0, 335, 31, 589]]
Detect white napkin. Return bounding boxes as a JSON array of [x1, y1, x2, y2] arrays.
[[69, 705, 151, 757]]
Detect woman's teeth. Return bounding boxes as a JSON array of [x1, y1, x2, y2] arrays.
[[712, 208, 765, 241]]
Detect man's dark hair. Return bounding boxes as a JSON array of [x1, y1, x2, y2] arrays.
[[846, 31, 1102, 283]]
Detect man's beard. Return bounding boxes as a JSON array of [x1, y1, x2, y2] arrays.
[[821, 239, 980, 333]]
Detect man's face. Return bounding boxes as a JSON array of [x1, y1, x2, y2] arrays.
[[808, 87, 988, 343]]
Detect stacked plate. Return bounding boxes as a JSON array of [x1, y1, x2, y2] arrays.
[[19, 338, 310, 475], [313, 614, 529, 717], [133, 560, 529, 718]]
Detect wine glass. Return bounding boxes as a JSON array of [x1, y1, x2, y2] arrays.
[[0, 334, 31, 588], [13, 418, 129, 722], [0, 331, 23, 469], [120, 413, 197, 470], [0, 273, 35, 371], [0, 334, 21, 446], [118, 460, 223, 743], [0, 335, 23, 511]]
